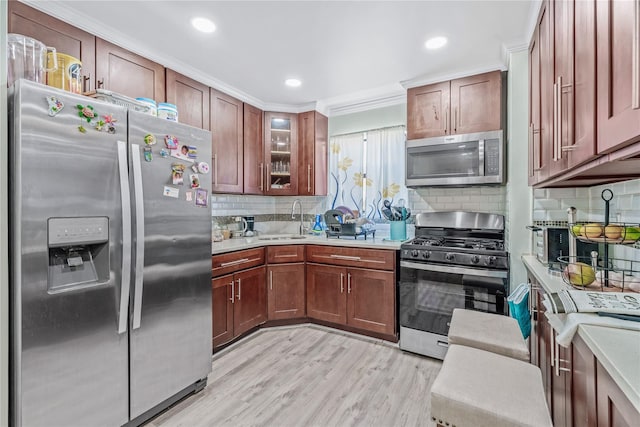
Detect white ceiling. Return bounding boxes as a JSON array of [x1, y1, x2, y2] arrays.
[[26, 0, 537, 115]]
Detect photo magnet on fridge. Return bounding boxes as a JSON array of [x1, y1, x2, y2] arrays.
[[190, 174, 200, 189], [186, 191, 193, 202], [170, 145, 195, 163], [195, 188, 208, 207], [165, 135, 179, 149], [163, 186, 179, 198], [171, 163, 185, 185]]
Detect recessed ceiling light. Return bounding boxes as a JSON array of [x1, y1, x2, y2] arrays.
[[425, 36, 447, 50], [285, 78, 302, 88], [191, 17, 216, 33]]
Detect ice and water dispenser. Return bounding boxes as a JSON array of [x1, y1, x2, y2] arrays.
[[47, 217, 109, 292]]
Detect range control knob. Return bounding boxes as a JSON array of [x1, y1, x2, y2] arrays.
[[422, 251, 431, 259], [411, 250, 419, 258], [486, 256, 497, 265], [445, 253, 455, 261], [471, 255, 480, 264]]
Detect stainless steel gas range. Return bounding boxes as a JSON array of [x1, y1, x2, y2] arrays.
[[398, 211, 509, 360]]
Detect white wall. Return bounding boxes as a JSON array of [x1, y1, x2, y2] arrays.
[[328, 103, 406, 136], [1, 1, 10, 424], [506, 49, 532, 290]]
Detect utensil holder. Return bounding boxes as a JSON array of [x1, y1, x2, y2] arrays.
[[390, 220, 406, 241]]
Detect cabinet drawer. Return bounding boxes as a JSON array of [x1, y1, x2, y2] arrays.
[[306, 245, 395, 271], [212, 247, 265, 277], [267, 245, 305, 264]]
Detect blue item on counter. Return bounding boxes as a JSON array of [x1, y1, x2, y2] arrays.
[[508, 283, 531, 339], [312, 214, 323, 235], [157, 102, 178, 122]]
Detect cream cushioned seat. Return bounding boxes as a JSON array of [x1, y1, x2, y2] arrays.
[[430, 344, 552, 427], [448, 308, 530, 361]]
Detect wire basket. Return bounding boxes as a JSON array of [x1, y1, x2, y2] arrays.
[[85, 89, 152, 114], [568, 221, 640, 245], [557, 256, 640, 293]]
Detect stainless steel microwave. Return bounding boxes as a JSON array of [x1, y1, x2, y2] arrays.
[[405, 130, 505, 186]]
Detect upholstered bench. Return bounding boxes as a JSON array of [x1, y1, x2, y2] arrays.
[[448, 308, 530, 361], [430, 344, 552, 427]]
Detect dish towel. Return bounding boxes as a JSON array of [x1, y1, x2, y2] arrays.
[[545, 312, 640, 346], [507, 283, 531, 339]]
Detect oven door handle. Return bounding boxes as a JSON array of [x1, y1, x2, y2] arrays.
[[400, 260, 509, 279]]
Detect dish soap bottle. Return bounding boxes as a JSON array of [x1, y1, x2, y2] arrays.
[[312, 214, 324, 235]]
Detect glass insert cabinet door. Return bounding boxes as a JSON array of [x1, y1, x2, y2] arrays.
[[265, 112, 298, 195]]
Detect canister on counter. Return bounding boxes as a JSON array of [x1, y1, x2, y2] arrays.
[[157, 102, 178, 122], [135, 97, 157, 116]]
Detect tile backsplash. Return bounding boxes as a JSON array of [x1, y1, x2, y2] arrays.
[[409, 186, 507, 214]]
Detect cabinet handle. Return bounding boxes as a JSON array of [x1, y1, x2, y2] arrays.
[[213, 154, 218, 187], [307, 165, 311, 193], [528, 124, 534, 176], [97, 77, 104, 89], [230, 280, 235, 304], [633, 0, 640, 109], [347, 273, 352, 294], [330, 254, 361, 261], [444, 107, 448, 134], [82, 73, 92, 93], [557, 77, 563, 161], [220, 258, 250, 267], [340, 273, 344, 293], [454, 107, 458, 133], [236, 278, 241, 300], [552, 82, 558, 161], [259, 163, 264, 192], [267, 163, 271, 191], [270, 270, 273, 291]]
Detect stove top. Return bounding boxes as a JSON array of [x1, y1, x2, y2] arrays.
[[400, 211, 508, 270]]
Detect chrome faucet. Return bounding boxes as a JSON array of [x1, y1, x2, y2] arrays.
[[291, 199, 305, 235]]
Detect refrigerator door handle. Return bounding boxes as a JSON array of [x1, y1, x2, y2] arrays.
[[131, 144, 145, 330], [117, 141, 132, 334]]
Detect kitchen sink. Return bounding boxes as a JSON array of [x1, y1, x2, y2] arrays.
[[258, 234, 307, 241]]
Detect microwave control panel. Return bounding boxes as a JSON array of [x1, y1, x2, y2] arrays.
[[484, 139, 500, 176]]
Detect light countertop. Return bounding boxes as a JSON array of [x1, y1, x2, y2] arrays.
[[522, 255, 640, 413], [212, 234, 404, 255]]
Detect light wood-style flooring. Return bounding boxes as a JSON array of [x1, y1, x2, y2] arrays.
[[147, 325, 441, 427]]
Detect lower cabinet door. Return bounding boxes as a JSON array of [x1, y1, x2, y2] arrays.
[[596, 360, 640, 427], [346, 268, 395, 335], [267, 263, 305, 320], [212, 274, 234, 348], [572, 334, 597, 427], [233, 266, 267, 336], [306, 263, 347, 325]]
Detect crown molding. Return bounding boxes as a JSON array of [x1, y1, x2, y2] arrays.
[[400, 63, 507, 90], [325, 92, 406, 117], [501, 40, 530, 66], [526, 0, 543, 43]]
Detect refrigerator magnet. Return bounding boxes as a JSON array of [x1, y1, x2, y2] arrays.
[[163, 186, 179, 198], [143, 147, 153, 162], [171, 163, 185, 185], [103, 114, 117, 134], [46, 96, 64, 116], [170, 145, 194, 163], [78, 125, 87, 133], [187, 145, 198, 159], [144, 134, 156, 145], [190, 174, 200, 189], [191, 164, 198, 173], [197, 162, 210, 174], [165, 135, 179, 149], [195, 188, 208, 207], [76, 104, 96, 123], [160, 148, 169, 158], [186, 191, 193, 202]]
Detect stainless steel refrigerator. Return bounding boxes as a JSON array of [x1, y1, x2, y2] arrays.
[[9, 80, 212, 426]]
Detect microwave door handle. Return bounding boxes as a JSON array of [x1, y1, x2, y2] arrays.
[[478, 139, 485, 176]]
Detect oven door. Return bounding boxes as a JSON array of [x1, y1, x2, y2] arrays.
[[399, 261, 508, 337]]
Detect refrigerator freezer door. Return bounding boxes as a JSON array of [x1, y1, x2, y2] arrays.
[[9, 80, 129, 426], [127, 111, 212, 419]]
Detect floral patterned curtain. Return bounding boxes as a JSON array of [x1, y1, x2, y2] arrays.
[[328, 126, 407, 220]]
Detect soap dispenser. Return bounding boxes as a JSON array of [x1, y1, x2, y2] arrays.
[[312, 214, 324, 235]]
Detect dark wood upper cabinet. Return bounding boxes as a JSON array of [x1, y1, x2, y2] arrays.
[[264, 112, 298, 195], [95, 38, 165, 102], [528, 26, 542, 186], [449, 71, 501, 135], [550, 0, 570, 177], [298, 111, 328, 196], [211, 89, 244, 193], [243, 103, 264, 195], [407, 71, 501, 140], [407, 81, 450, 139], [537, 1, 553, 184], [165, 69, 210, 130], [596, 0, 640, 154], [8, 0, 96, 92]]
